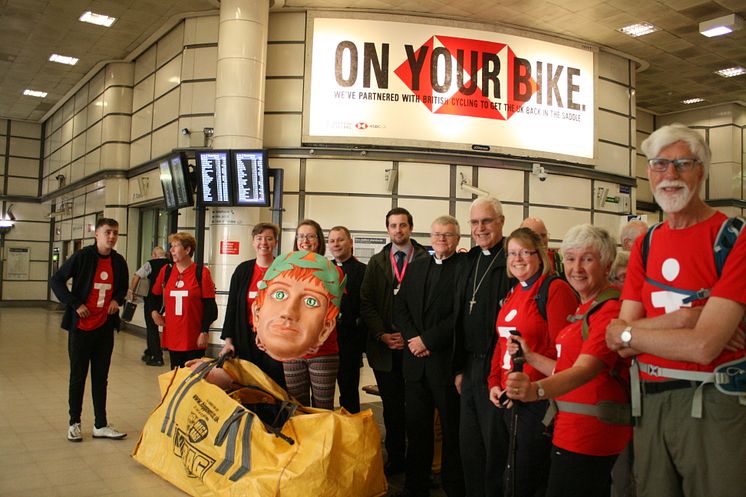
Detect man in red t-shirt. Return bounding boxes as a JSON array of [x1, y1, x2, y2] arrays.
[[50, 218, 129, 442], [606, 124, 746, 497]]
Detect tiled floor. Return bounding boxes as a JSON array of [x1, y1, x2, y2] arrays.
[[0, 307, 435, 497]]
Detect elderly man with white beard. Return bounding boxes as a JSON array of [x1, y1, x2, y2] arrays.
[[606, 124, 746, 497]]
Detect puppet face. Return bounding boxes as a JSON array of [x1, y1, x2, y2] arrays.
[[252, 273, 335, 361]]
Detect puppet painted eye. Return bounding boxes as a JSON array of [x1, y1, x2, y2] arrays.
[[303, 296, 320, 308], [270, 290, 288, 301]]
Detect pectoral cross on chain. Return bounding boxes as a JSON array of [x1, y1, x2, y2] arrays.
[[469, 299, 476, 314]]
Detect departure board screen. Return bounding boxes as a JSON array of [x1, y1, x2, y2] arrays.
[[169, 153, 193, 209], [232, 150, 270, 207], [159, 159, 178, 210], [197, 151, 232, 206]]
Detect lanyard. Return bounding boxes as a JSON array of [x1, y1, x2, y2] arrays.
[[390, 246, 412, 287]]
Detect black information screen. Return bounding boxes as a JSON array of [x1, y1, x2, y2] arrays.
[[158, 159, 177, 210], [233, 150, 269, 206], [197, 151, 232, 205], [169, 154, 193, 209]]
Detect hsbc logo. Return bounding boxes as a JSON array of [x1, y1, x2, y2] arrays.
[[355, 122, 368, 129]]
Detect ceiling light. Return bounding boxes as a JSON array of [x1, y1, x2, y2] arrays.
[[49, 54, 79, 66], [79, 11, 117, 27], [699, 13, 743, 37], [23, 89, 47, 98], [617, 22, 660, 37], [715, 66, 746, 78], [681, 98, 705, 104]]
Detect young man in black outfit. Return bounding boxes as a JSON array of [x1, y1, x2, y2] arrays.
[[50, 217, 129, 442], [328, 225, 367, 413], [361, 207, 429, 475]]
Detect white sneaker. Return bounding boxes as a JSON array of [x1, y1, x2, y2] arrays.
[[67, 423, 82, 442], [92, 425, 127, 440]]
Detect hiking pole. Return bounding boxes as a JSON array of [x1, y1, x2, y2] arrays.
[[505, 330, 525, 497]]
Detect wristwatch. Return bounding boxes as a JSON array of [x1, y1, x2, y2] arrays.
[[535, 381, 545, 400], [620, 326, 633, 348]]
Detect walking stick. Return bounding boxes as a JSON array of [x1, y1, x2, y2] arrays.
[[505, 330, 525, 497]]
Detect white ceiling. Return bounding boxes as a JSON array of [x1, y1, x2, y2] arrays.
[[1, 0, 745, 122]]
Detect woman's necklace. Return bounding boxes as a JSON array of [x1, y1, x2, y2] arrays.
[[469, 246, 502, 314]]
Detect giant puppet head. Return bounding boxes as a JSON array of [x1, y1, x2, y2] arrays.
[[251, 251, 346, 361]]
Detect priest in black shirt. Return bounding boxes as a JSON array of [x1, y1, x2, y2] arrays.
[[454, 198, 514, 497], [394, 215, 466, 497], [328, 225, 367, 413]]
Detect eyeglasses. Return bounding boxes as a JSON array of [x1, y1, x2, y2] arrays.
[[431, 233, 459, 239], [507, 249, 538, 258], [647, 158, 700, 173], [470, 217, 496, 227], [296, 234, 318, 241]]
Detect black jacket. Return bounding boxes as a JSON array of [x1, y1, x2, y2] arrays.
[[220, 259, 286, 389], [335, 256, 367, 354], [453, 244, 513, 379], [360, 240, 429, 372], [50, 243, 128, 332], [394, 253, 466, 384]]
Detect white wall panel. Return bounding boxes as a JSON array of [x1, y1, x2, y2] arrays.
[[529, 173, 590, 208], [130, 135, 152, 167], [476, 168, 524, 203], [270, 158, 301, 191], [266, 44, 304, 77], [597, 79, 630, 116], [85, 121, 102, 153], [596, 141, 630, 177], [398, 199, 450, 228], [398, 162, 450, 197], [184, 15, 219, 45], [305, 195, 392, 231], [135, 45, 157, 84], [75, 86, 89, 113], [529, 206, 591, 241], [269, 12, 305, 42], [9, 137, 40, 158], [6, 177, 37, 196], [598, 111, 630, 146], [102, 87, 133, 114], [306, 159, 392, 194], [89, 70, 105, 100], [265, 79, 303, 112], [11, 121, 41, 138], [133, 75, 155, 111], [151, 122, 179, 158], [179, 81, 216, 115], [156, 24, 185, 67], [84, 149, 101, 176], [8, 157, 38, 177], [263, 114, 302, 147], [182, 46, 218, 80], [153, 89, 180, 130], [131, 104, 154, 140], [155, 56, 183, 99]]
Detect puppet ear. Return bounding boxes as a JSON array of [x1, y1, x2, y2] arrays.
[[251, 300, 260, 326], [314, 318, 336, 349]]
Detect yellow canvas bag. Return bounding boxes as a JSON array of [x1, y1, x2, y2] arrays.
[[133, 357, 387, 497]]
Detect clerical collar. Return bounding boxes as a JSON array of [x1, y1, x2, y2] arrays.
[[433, 252, 454, 265], [334, 255, 352, 266], [481, 241, 503, 257], [520, 271, 542, 289]]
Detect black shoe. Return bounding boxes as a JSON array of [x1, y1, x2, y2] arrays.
[[141, 351, 150, 362], [146, 357, 164, 367], [384, 461, 405, 476]]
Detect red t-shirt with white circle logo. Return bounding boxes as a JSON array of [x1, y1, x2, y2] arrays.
[[77, 256, 114, 331], [622, 211, 746, 380], [152, 263, 216, 351]]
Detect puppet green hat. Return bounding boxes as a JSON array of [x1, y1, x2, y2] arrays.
[[258, 250, 347, 309]]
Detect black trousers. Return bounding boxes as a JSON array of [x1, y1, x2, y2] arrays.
[[500, 400, 552, 497], [405, 375, 464, 497], [337, 336, 363, 413], [143, 300, 162, 360], [546, 445, 617, 497], [68, 323, 114, 428], [373, 350, 406, 466], [168, 349, 204, 369], [460, 355, 508, 497]]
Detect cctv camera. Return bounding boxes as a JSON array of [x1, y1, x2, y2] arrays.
[[538, 171, 547, 182]]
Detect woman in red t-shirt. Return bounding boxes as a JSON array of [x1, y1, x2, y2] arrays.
[[506, 224, 632, 497], [151, 232, 217, 369], [281, 219, 340, 409], [487, 227, 578, 497]]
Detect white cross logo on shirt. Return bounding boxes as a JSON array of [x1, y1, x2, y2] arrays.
[[650, 258, 692, 313]]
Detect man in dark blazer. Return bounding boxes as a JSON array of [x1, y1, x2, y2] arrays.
[[360, 207, 429, 475], [394, 215, 466, 497], [328, 225, 367, 413]]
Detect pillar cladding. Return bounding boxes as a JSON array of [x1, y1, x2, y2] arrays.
[[213, 0, 269, 150]]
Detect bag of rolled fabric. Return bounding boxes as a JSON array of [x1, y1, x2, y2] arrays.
[[121, 299, 137, 322]]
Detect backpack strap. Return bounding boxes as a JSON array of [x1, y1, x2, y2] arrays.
[[641, 222, 663, 272], [534, 274, 560, 321], [162, 263, 173, 290], [581, 286, 621, 341], [713, 216, 745, 276]]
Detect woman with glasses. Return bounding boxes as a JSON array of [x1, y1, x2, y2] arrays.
[[281, 219, 340, 409], [219, 223, 286, 388], [487, 227, 578, 497], [506, 225, 632, 497], [151, 232, 218, 369]]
